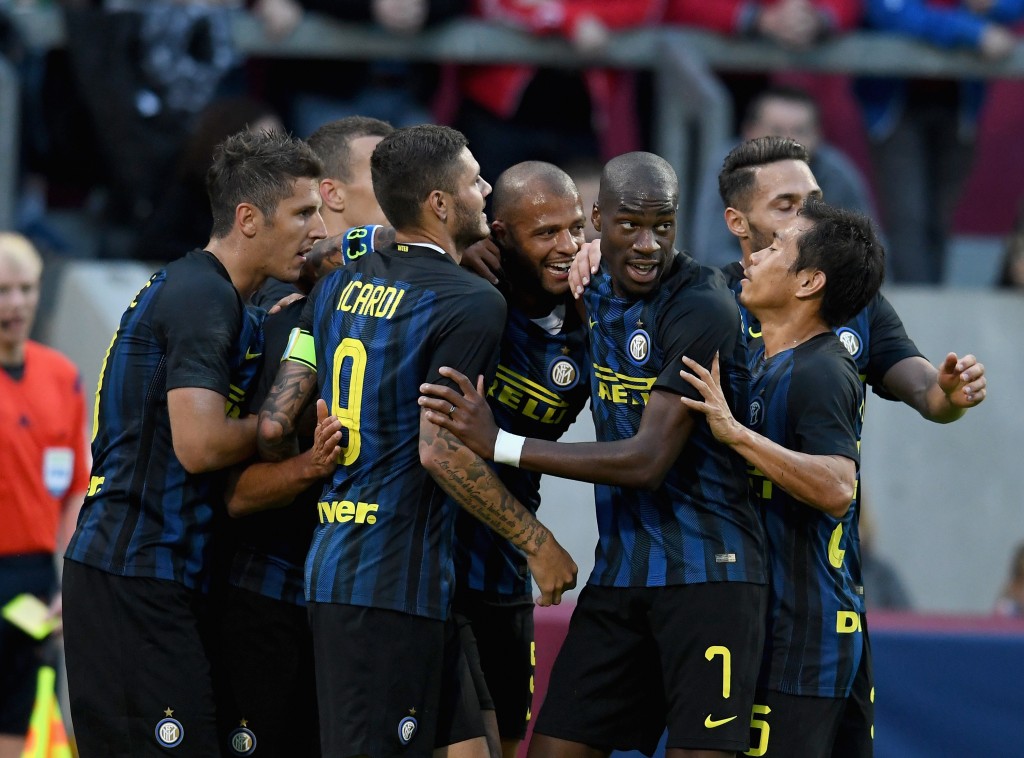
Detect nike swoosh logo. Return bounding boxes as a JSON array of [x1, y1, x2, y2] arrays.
[[245, 350, 262, 360], [748, 327, 762, 339], [704, 715, 737, 729], [589, 319, 597, 330]]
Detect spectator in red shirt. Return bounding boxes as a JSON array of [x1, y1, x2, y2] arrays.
[[457, 0, 666, 182], [0, 233, 89, 757]]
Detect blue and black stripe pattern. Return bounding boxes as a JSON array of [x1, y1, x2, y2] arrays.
[[303, 243, 505, 619], [453, 302, 590, 600], [582, 254, 766, 588]]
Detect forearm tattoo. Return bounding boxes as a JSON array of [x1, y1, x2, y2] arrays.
[[258, 362, 318, 462], [422, 424, 548, 553]]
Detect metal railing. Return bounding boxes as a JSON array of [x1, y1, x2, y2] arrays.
[[4, 7, 1024, 237]]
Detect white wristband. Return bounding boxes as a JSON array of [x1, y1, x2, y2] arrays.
[[493, 429, 526, 468]]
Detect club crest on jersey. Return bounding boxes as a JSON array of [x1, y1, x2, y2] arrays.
[[398, 716, 418, 745], [155, 716, 184, 748], [229, 725, 257, 756], [549, 357, 580, 389], [748, 398, 764, 428], [835, 327, 863, 359], [628, 328, 651, 366]]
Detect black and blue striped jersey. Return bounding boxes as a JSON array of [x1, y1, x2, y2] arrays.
[[453, 301, 590, 601], [745, 333, 865, 698], [225, 298, 316, 606], [582, 253, 766, 588], [66, 250, 264, 590], [300, 242, 505, 619], [722, 261, 923, 603]]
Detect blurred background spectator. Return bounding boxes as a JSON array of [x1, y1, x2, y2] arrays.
[[859, 500, 914, 612], [994, 541, 1024, 616], [131, 95, 284, 263], [61, 1, 242, 254], [0, 233, 88, 758], [455, 0, 664, 184], [689, 84, 879, 266], [254, 0, 464, 137], [854, 0, 1024, 285], [998, 196, 1024, 288], [666, 0, 862, 133]]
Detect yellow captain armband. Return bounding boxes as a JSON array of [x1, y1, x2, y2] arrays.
[[282, 328, 317, 371]]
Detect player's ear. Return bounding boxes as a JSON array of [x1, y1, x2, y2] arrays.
[[724, 207, 747, 239], [428, 190, 447, 223], [491, 218, 509, 245], [798, 268, 826, 298], [320, 178, 345, 213], [591, 204, 602, 233], [237, 202, 259, 238]]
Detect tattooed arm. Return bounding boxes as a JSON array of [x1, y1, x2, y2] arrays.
[[257, 359, 320, 462], [418, 411, 577, 605]]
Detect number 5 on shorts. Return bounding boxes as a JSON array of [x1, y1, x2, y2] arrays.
[[744, 704, 771, 757]]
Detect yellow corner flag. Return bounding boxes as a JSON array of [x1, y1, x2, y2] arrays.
[[21, 665, 72, 758]]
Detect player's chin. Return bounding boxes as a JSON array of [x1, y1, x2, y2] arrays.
[[277, 258, 306, 283]]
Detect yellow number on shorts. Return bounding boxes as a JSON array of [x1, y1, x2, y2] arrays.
[[744, 704, 771, 757], [331, 338, 367, 465], [705, 645, 732, 698]]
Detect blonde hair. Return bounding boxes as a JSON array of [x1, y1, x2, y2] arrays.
[[0, 232, 43, 277]]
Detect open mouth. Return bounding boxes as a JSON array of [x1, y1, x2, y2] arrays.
[[627, 259, 659, 281], [545, 260, 573, 278]]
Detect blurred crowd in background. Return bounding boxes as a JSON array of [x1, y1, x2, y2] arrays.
[[2, 0, 1024, 288]]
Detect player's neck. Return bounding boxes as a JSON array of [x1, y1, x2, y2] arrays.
[[740, 244, 754, 271], [394, 228, 459, 263], [205, 241, 266, 301], [757, 308, 829, 358]]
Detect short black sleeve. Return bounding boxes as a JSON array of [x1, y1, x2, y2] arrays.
[[864, 292, 925, 393], [426, 281, 506, 391], [654, 277, 742, 401], [156, 253, 242, 395], [789, 341, 862, 466]]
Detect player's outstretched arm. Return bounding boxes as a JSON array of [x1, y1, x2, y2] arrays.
[[257, 358, 319, 462], [418, 412, 577, 606], [679, 354, 856, 517], [226, 399, 342, 517], [168, 388, 258, 473], [882, 353, 986, 424], [420, 366, 692, 489]]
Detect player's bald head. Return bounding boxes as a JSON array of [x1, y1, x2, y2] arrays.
[[492, 161, 580, 222], [598, 152, 678, 210]]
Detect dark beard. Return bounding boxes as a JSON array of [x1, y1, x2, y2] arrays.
[[747, 221, 773, 252], [452, 202, 488, 251]]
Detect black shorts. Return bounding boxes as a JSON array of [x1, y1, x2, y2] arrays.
[[831, 620, 874, 758], [748, 689, 847, 758], [454, 590, 534, 740], [213, 584, 318, 757], [0, 554, 56, 735], [309, 603, 485, 756], [533, 582, 767, 756], [62, 560, 219, 757]]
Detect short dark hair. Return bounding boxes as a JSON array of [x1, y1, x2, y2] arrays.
[[598, 151, 678, 208], [718, 136, 809, 211], [743, 85, 821, 130], [206, 130, 323, 239], [307, 116, 394, 182], [794, 198, 886, 328], [370, 125, 469, 230], [492, 161, 578, 221]]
